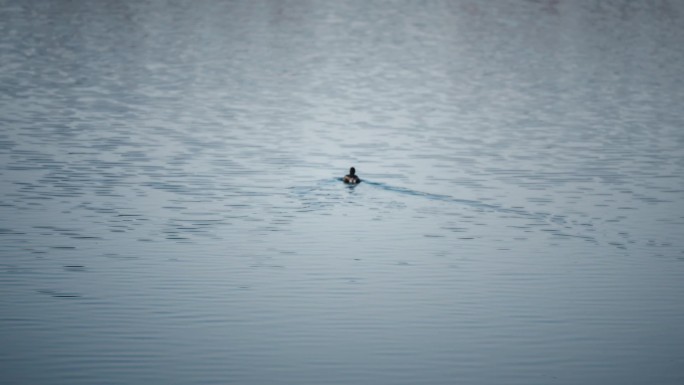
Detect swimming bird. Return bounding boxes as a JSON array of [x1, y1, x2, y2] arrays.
[[343, 167, 361, 184]]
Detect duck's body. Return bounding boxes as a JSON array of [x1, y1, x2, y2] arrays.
[[343, 167, 361, 184], [344, 175, 360, 184]]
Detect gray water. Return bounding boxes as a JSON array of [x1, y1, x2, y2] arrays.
[[2, 1, 684, 384]]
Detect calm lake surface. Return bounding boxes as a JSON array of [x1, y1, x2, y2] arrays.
[[2, 1, 684, 384]]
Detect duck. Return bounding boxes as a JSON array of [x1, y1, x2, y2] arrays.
[[343, 167, 361, 184]]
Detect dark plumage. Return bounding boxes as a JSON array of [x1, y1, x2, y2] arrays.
[[343, 167, 361, 184]]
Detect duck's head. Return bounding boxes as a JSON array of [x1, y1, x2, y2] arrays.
[[349, 167, 356, 176]]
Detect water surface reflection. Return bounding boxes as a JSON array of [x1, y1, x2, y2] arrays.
[[1, 1, 684, 384]]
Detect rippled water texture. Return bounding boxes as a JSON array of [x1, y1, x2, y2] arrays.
[[2, 1, 684, 384]]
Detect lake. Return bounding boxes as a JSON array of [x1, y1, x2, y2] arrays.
[[1, 1, 684, 384]]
